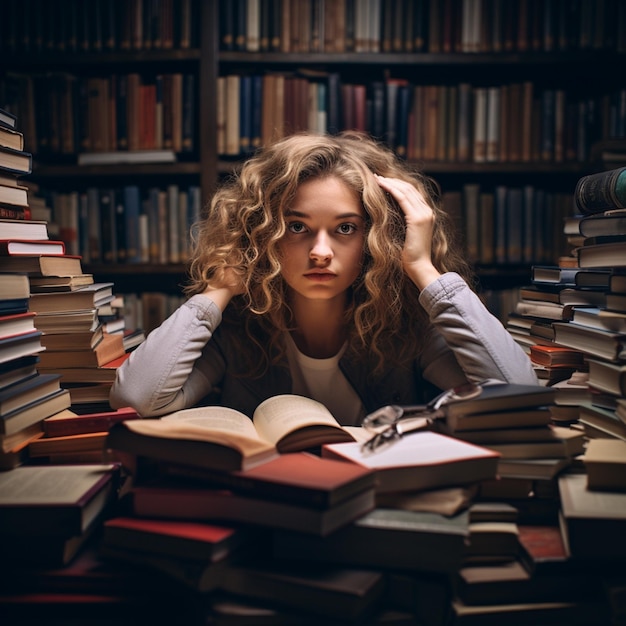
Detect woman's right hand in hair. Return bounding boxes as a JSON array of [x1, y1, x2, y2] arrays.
[[201, 266, 246, 311]]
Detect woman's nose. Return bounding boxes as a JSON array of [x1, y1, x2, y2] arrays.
[[310, 231, 333, 261]]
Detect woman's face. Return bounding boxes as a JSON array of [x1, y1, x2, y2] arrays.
[[277, 176, 366, 304]]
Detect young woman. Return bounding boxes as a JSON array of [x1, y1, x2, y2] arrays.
[[110, 132, 536, 425]]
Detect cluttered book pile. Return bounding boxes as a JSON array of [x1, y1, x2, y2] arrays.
[[0, 107, 146, 469], [0, 380, 623, 625]]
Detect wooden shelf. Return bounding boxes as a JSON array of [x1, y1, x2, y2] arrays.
[[219, 51, 622, 67], [31, 162, 202, 178]]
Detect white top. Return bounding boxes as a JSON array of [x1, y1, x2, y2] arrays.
[[285, 333, 365, 426]]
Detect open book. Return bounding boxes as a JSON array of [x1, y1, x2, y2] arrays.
[[106, 394, 359, 472]]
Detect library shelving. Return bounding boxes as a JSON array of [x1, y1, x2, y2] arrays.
[[1, 0, 625, 320]]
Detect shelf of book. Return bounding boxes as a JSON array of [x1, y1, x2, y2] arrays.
[[2, 0, 624, 311]]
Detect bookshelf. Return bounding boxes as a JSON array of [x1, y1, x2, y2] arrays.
[[1, 0, 625, 318]]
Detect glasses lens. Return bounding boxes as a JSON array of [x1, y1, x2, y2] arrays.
[[431, 382, 482, 410], [362, 405, 404, 431]]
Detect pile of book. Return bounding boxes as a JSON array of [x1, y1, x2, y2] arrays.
[[500, 165, 626, 625], [0, 108, 73, 470], [0, 107, 144, 466]]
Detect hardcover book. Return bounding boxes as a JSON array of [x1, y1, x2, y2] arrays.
[[0, 388, 71, 436], [129, 477, 375, 536], [218, 560, 386, 621], [0, 145, 32, 175], [0, 312, 36, 338], [0, 329, 45, 366], [107, 394, 357, 472], [442, 383, 557, 429], [322, 431, 500, 493], [102, 516, 252, 562], [0, 273, 30, 300], [29, 282, 114, 313], [574, 167, 626, 215], [0, 240, 65, 256], [151, 451, 376, 508], [0, 218, 49, 241], [43, 406, 140, 438], [583, 438, 626, 492], [37, 332, 125, 369], [0, 373, 63, 418], [0, 463, 120, 536], [272, 508, 470, 573], [0, 254, 83, 277], [558, 472, 626, 559]]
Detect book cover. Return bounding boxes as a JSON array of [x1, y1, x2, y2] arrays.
[[0, 463, 120, 536], [218, 560, 385, 621], [0, 239, 65, 256], [0, 373, 62, 417], [322, 431, 500, 493], [0, 388, 72, 436], [37, 332, 125, 369], [102, 516, 253, 562], [0, 353, 39, 391], [43, 406, 140, 438], [0, 274, 30, 301], [0, 254, 83, 277], [157, 451, 376, 509], [575, 167, 626, 215], [0, 218, 49, 241], [273, 508, 470, 573], [129, 479, 375, 536], [29, 282, 114, 313], [583, 438, 626, 492], [559, 472, 626, 559], [443, 383, 557, 422], [0, 181, 28, 207], [0, 145, 32, 175], [0, 329, 45, 366]]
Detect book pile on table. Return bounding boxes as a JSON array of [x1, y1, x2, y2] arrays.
[[0, 108, 73, 469], [96, 393, 505, 622], [0, 382, 623, 623], [0, 107, 147, 467]]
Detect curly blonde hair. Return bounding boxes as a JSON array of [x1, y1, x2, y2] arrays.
[[187, 131, 473, 375]]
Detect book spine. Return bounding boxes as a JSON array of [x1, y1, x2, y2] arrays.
[[574, 167, 626, 214]]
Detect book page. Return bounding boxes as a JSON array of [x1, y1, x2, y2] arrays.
[[0, 464, 115, 505], [125, 407, 274, 455], [252, 394, 345, 444]]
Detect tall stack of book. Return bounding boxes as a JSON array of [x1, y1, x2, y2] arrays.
[[0, 107, 72, 469], [497, 167, 626, 624]]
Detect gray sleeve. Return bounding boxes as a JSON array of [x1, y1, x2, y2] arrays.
[[418, 273, 538, 389], [109, 294, 225, 416]]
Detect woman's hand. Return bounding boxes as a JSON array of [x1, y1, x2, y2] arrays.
[[201, 265, 246, 311], [375, 175, 441, 290]]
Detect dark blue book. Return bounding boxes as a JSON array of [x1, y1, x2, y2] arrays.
[[0, 373, 62, 417], [123, 185, 142, 264], [239, 74, 252, 155], [0, 330, 43, 368], [0, 299, 29, 316]]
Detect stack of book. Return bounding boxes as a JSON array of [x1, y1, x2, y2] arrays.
[[0, 214, 129, 411], [0, 107, 72, 469], [99, 393, 503, 618]]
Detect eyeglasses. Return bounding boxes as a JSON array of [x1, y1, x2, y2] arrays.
[[360, 380, 487, 453]]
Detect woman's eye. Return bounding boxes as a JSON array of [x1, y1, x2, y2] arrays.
[[287, 222, 306, 233], [337, 223, 357, 235]]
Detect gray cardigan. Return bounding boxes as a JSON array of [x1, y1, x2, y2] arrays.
[[110, 273, 537, 423]]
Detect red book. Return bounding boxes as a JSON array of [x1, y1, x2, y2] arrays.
[[0, 240, 66, 256], [43, 406, 140, 437], [529, 344, 586, 368], [102, 516, 249, 562], [0, 312, 37, 338]]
